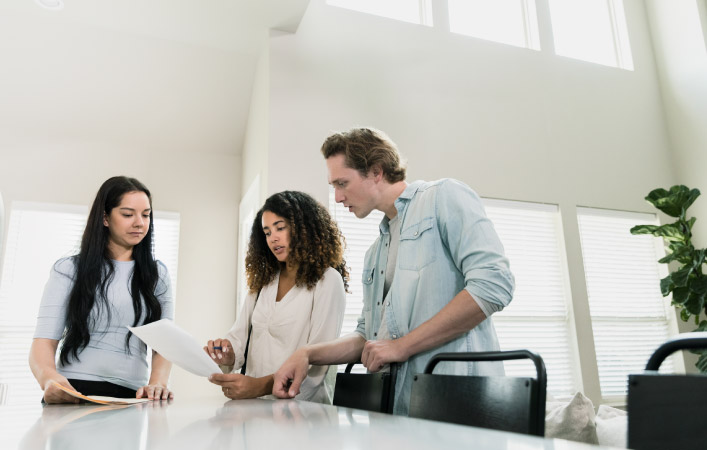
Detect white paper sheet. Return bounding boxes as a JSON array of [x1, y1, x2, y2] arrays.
[[128, 319, 221, 377]]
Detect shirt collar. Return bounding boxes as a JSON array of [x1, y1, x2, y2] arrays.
[[397, 180, 425, 201], [380, 180, 424, 233]]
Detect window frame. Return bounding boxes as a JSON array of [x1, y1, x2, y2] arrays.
[[326, 0, 434, 27], [483, 198, 580, 398], [547, 0, 634, 70], [447, 0, 541, 50], [576, 206, 683, 403]]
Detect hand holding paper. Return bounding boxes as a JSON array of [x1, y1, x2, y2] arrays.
[[128, 319, 221, 377]]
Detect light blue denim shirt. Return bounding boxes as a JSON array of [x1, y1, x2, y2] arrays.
[[354, 179, 515, 415]]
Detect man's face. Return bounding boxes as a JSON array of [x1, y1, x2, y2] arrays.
[[326, 154, 379, 219]]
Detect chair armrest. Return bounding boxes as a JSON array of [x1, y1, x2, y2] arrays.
[[645, 332, 707, 370]]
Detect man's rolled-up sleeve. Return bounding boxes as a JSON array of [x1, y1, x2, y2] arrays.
[[436, 180, 515, 317]]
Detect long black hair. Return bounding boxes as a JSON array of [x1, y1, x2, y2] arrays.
[[59, 176, 163, 366]]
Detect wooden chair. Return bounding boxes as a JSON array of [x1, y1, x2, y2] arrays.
[[333, 362, 398, 414], [408, 350, 547, 436], [628, 332, 707, 450]]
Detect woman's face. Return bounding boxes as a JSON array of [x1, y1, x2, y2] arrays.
[[103, 191, 151, 254], [261, 210, 291, 264]]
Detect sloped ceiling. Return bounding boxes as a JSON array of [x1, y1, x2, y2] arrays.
[[0, 0, 309, 155]]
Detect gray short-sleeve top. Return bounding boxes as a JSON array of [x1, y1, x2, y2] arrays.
[[34, 257, 174, 390]]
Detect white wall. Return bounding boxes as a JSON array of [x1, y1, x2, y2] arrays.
[[644, 0, 707, 368], [257, 0, 678, 405], [267, 1, 675, 208], [645, 0, 707, 248], [241, 37, 272, 203], [0, 9, 250, 159]]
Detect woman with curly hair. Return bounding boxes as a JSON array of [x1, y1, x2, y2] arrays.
[[205, 191, 348, 403]]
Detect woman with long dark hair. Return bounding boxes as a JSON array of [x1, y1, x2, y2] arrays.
[[205, 191, 348, 403], [29, 176, 174, 403]]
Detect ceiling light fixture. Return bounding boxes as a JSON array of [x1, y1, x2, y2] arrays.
[[35, 0, 64, 11]]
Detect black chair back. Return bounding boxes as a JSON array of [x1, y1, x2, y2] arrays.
[[408, 350, 546, 436], [333, 362, 398, 414], [628, 332, 707, 450]]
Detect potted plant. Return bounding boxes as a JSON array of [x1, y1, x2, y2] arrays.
[[630, 185, 707, 371]]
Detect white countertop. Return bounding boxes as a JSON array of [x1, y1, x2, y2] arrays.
[[0, 397, 614, 449]]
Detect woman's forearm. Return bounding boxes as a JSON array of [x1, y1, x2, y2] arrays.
[[148, 352, 173, 386], [29, 338, 61, 388]]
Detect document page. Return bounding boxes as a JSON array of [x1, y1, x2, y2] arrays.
[[52, 382, 148, 405], [129, 319, 221, 377]]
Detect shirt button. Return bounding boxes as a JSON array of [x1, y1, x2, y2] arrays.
[[392, 334, 397, 339], [377, 301, 380, 305], [414, 231, 418, 236], [374, 332, 378, 337], [380, 270, 384, 274], [367, 277, 372, 282], [386, 302, 390, 307]]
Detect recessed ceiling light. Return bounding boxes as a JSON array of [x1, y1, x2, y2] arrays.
[[35, 0, 64, 11]]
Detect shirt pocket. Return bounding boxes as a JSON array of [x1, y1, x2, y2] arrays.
[[360, 266, 375, 336], [398, 217, 437, 271]]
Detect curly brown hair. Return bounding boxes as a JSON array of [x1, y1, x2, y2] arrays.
[[245, 191, 350, 294]]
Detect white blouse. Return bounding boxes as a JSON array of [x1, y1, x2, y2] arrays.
[[225, 267, 346, 403]]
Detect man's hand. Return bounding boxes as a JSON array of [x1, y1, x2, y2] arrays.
[[272, 348, 310, 399], [209, 373, 271, 399], [361, 339, 410, 372]]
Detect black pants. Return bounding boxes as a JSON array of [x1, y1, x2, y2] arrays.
[[42, 379, 136, 403]]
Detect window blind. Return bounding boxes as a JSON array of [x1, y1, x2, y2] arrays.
[[0, 202, 180, 406], [328, 189, 384, 338], [577, 207, 674, 399], [153, 211, 181, 299], [483, 198, 578, 397]]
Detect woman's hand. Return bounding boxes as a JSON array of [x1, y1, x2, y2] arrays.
[[42, 376, 81, 404], [31, 338, 78, 404], [204, 338, 235, 366], [208, 373, 273, 399], [136, 383, 173, 400]]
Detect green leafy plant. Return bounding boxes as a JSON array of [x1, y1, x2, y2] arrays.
[[630, 185, 707, 371]]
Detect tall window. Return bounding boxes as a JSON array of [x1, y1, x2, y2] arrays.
[[448, 0, 540, 50], [327, 0, 433, 26], [328, 188, 384, 338], [0, 202, 180, 407], [484, 199, 578, 397], [577, 207, 675, 399], [548, 0, 633, 69]]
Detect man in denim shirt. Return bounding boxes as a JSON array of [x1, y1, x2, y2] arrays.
[[273, 128, 515, 415]]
